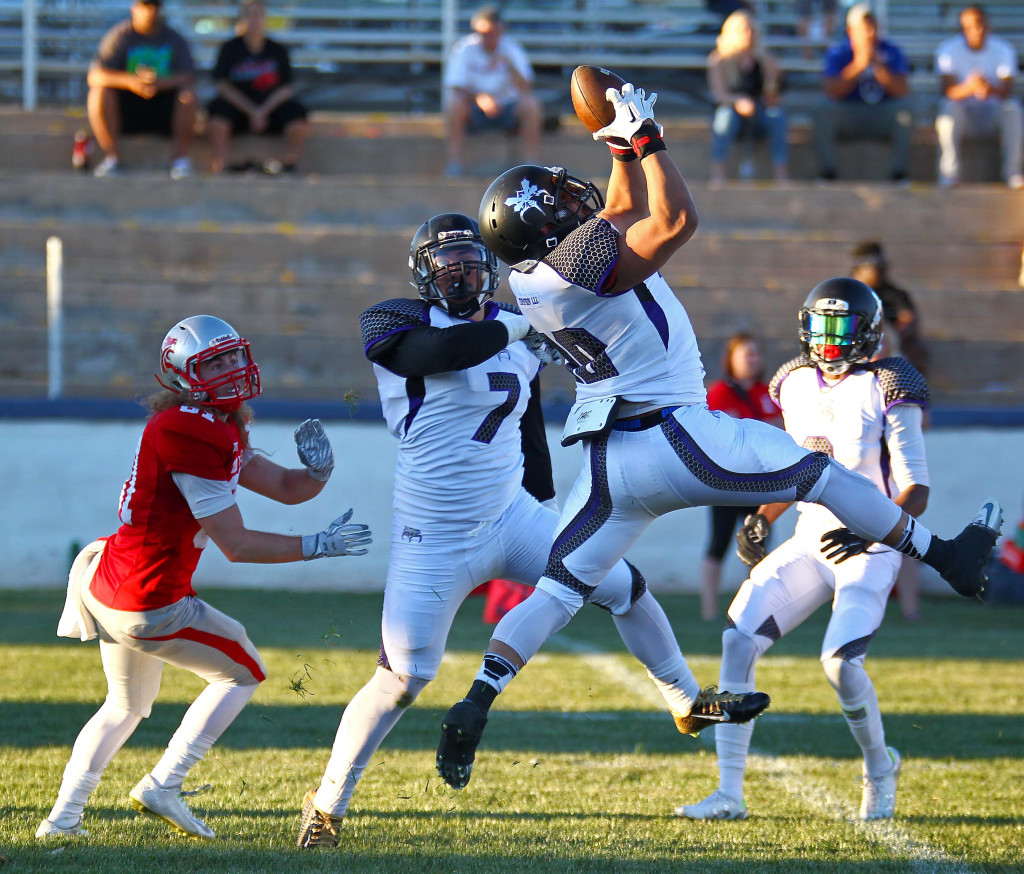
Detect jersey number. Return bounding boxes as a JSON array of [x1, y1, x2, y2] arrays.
[[471, 372, 520, 444], [549, 328, 619, 385]]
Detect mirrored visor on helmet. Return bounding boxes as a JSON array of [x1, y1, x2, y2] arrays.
[[803, 311, 861, 344]]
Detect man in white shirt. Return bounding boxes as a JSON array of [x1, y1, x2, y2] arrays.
[[442, 5, 542, 177], [934, 4, 1023, 188]]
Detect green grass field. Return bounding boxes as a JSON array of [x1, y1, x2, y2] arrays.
[[2, 588, 1022, 873]]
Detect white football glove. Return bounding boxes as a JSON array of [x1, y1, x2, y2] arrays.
[[294, 418, 334, 482], [593, 83, 663, 142], [523, 328, 564, 367], [301, 509, 372, 559], [503, 314, 533, 344]]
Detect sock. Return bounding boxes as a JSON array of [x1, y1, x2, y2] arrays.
[[472, 655, 518, 701], [717, 719, 756, 802], [316, 667, 427, 815], [893, 515, 943, 565], [611, 591, 701, 712], [46, 701, 141, 826], [823, 657, 890, 777], [150, 682, 256, 789]]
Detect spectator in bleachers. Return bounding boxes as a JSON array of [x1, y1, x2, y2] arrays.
[[442, 5, 542, 178], [87, 0, 197, 179], [850, 240, 929, 379], [207, 0, 310, 175], [934, 5, 1022, 189], [814, 2, 913, 183], [706, 10, 789, 185]]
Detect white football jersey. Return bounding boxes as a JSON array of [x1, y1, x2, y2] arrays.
[[362, 298, 541, 527], [509, 217, 706, 412], [771, 356, 929, 542]]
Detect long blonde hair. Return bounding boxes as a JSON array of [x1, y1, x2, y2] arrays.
[[145, 389, 253, 451], [716, 9, 761, 58]]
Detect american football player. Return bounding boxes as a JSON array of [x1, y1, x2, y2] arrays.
[[36, 315, 371, 841], [296, 214, 765, 848], [678, 278, 930, 823], [434, 82, 1002, 797]]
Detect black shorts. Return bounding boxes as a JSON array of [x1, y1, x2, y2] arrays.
[[706, 504, 758, 561], [118, 89, 177, 136], [207, 96, 307, 135]]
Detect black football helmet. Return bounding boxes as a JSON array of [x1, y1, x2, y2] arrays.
[[409, 213, 499, 319], [799, 277, 883, 375], [479, 165, 605, 271]]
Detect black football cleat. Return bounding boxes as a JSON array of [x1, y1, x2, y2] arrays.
[[673, 686, 771, 737], [436, 698, 488, 790], [941, 499, 1003, 600]]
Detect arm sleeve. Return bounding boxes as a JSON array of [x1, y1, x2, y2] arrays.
[[370, 320, 513, 377], [171, 472, 237, 519], [883, 403, 930, 491], [520, 375, 555, 503]]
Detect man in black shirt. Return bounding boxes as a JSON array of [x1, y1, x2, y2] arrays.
[[207, 0, 309, 173]]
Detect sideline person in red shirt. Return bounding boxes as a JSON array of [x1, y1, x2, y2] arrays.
[[700, 332, 782, 620], [36, 315, 371, 842]]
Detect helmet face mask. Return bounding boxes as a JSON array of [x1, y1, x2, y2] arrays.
[[157, 315, 261, 412], [798, 278, 883, 376], [479, 165, 605, 271], [410, 213, 499, 319]]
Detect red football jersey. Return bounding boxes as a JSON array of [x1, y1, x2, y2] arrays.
[[90, 405, 244, 611], [706, 379, 780, 422]]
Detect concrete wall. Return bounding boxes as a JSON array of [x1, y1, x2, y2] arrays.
[[2, 419, 1019, 596]]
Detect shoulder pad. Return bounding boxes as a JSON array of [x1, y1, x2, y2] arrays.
[[493, 300, 522, 315], [769, 355, 814, 406], [545, 218, 619, 293], [867, 357, 929, 406], [359, 298, 428, 349]]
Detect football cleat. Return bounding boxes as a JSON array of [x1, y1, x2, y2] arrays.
[[35, 818, 89, 838], [940, 499, 1002, 599], [674, 789, 749, 821], [860, 747, 901, 821], [672, 686, 771, 737], [436, 698, 488, 790], [128, 774, 215, 839], [296, 789, 343, 849]]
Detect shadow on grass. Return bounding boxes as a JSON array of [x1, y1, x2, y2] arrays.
[[5, 700, 1023, 760]]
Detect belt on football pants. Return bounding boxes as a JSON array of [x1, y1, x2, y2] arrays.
[[611, 405, 680, 432]]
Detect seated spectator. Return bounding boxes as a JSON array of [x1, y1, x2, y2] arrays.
[[442, 5, 541, 177], [87, 0, 197, 179], [850, 240, 929, 379], [207, 0, 310, 175], [934, 4, 1022, 189], [706, 10, 789, 185], [698, 332, 782, 621], [814, 3, 913, 183]]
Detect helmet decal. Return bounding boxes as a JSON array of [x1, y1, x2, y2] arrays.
[[505, 179, 548, 218]]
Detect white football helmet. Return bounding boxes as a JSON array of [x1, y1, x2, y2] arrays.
[[156, 315, 261, 411]]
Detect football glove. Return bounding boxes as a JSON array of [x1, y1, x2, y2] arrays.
[[820, 527, 874, 563], [736, 513, 770, 568], [294, 418, 334, 482], [503, 314, 533, 344], [301, 509, 372, 559], [593, 83, 663, 143], [523, 328, 564, 367]]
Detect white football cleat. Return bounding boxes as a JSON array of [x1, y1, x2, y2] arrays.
[[860, 747, 901, 821], [675, 789, 749, 821], [129, 774, 215, 839], [35, 818, 89, 838]]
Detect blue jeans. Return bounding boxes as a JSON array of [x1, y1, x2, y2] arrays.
[[711, 103, 789, 166]]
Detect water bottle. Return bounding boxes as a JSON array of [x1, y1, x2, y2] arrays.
[[72, 130, 92, 172]]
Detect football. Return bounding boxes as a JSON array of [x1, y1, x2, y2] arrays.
[[570, 65, 627, 134]]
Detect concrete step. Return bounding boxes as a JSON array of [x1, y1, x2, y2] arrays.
[[0, 108, 1006, 183]]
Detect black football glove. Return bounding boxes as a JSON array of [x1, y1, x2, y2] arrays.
[[820, 527, 874, 563], [736, 513, 770, 568]]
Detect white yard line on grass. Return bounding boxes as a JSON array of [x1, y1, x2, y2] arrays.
[[552, 634, 976, 874]]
